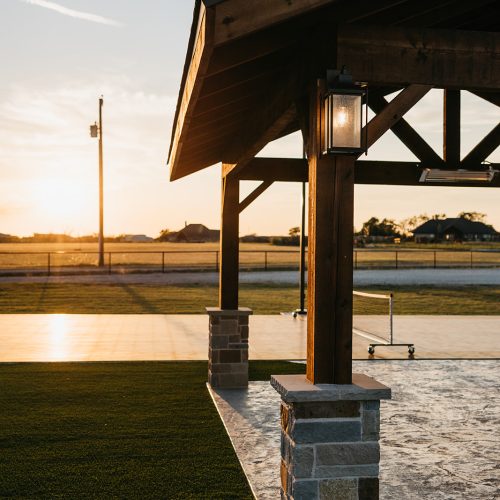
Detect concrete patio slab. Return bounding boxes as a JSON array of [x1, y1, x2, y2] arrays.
[[209, 360, 500, 500], [0, 314, 498, 362]]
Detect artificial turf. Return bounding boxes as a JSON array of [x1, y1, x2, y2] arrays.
[[0, 361, 302, 499], [0, 282, 498, 314]]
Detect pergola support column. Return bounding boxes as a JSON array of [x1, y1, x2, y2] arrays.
[[274, 80, 390, 499]]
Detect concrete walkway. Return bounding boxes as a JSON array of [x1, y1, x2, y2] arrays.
[[0, 314, 498, 362], [0, 267, 498, 286], [209, 360, 500, 499]]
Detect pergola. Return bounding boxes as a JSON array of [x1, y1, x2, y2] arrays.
[[168, 0, 499, 385]]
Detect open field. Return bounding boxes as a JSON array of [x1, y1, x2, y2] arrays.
[[0, 283, 498, 314], [0, 242, 499, 273], [0, 361, 296, 498]]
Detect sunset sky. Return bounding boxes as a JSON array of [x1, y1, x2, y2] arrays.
[[1, 0, 499, 238]]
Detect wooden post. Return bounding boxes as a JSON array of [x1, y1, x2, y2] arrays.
[[444, 89, 460, 167], [219, 171, 239, 309], [306, 80, 354, 385]]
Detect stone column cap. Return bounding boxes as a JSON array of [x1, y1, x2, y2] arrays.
[[206, 307, 253, 316], [271, 374, 391, 402]]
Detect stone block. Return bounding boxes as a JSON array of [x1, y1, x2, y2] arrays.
[[316, 442, 380, 466], [228, 334, 241, 343], [209, 334, 229, 349], [209, 324, 221, 335], [291, 479, 319, 500], [209, 348, 220, 363], [216, 372, 248, 388], [362, 410, 380, 441], [315, 464, 379, 479], [281, 403, 291, 433], [289, 420, 361, 444], [238, 315, 249, 325], [291, 401, 360, 419], [220, 319, 238, 334], [209, 362, 247, 374], [359, 477, 379, 499], [241, 350, 248, 362], [289, 445, 314, 478], [319, 478, 358, 500], [363, 400, 380, 411], [239, 325, 249, 339], [219, 349, 241, 363]]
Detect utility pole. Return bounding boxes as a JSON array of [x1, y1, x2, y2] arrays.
[[90, 96, 104, 267]]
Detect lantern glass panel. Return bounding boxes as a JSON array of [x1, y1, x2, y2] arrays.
[[323, 93, 362, 152]]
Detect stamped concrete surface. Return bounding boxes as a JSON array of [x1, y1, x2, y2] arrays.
[[0, 314, 499, 362], [209, 360, 500, 500]]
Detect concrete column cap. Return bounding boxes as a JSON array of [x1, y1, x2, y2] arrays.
[[206, 307, 253, 316], [271, 374, 391, 402]]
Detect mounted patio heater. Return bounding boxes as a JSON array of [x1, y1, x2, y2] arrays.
[[322, 68, 367, 155]]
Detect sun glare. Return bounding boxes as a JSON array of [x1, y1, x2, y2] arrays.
[[31, 179, 93, 233], [49, 313, 69, 360]]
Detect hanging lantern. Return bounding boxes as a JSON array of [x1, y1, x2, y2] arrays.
[[322, 68, 367, 155]]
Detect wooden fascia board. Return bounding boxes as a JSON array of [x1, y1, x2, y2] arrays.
[[212, 0, 334, 46], [169, 5, 215, 181], [338, 24, 500, 89]]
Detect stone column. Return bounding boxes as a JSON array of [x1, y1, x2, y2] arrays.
[[206, 307, 252, 388], [271, 374, 391, 500]]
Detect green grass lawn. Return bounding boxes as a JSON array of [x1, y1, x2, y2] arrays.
[[0, 361, 301, 499], [0, 283, 498, 314]]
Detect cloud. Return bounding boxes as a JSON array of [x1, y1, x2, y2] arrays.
[[20, 0, 123, 27]]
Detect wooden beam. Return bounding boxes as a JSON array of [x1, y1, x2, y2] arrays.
[[369, 93, 443, 165], [169, 5, 214, 181], [238, 181, 273, 213], [338, 24, 500, 89], [461, 123, 500, 167], [365, 84, 432, 150], [237, 157, 308, 182], [213, 0, 333, 46], [444, 90, 461, 166], [307, 80, 353, 385], [219, 172, 239, 310]]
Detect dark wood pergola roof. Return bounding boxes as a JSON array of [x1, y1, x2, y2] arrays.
[[168, 0, 500, 182]]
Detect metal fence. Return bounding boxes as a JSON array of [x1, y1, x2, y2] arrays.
[[0, 249, 499, 275]]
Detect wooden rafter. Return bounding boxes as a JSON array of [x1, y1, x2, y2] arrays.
[[237, 157, 308, 182], [368, 93, 443, 165], [222, 103, 297, 178]]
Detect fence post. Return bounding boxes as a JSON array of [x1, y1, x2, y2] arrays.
[[264, 251, 268, 271], [162, 252, 165, 273], [470, 251, 473, 269], [108, 252, 112, 274], [434, 251, 437, 269], [395, 251, 398, 269], [354, 251, 358, 270], [48, 252, 51, 276], [215, 251, 219, 272]]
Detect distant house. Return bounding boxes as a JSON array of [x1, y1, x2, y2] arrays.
[[122, 234, 154, 243], [170, 224, 219, 243], [412, 218, 498, 243]]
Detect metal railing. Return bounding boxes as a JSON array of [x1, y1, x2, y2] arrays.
[[0, 249, 499, 276]]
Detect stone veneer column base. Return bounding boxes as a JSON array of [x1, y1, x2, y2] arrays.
[[271, 374, 391, 500], [206, 307, 252, 389]]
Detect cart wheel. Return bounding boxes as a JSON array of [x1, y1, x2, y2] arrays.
[[408, 346, 415, 355], [368, 346, 375, 355]]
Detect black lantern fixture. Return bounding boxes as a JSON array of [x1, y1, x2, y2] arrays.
[[322, 68, 367, 155]]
